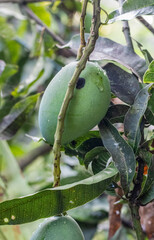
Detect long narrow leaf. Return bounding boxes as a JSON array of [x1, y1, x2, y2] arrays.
[[124, 84, 153, 150], [99, 120, 136, 194], [0, 164, 118, 225]]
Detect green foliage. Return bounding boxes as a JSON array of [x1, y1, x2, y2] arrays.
[[0, 1, 153, 239], [0, 164, 118, 225], [143, 60, 154, 83], [99, 119, 136, 194]]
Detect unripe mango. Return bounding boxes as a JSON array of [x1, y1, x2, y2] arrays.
[[39, 61, 110, 145], [30, 216, 85, 240]]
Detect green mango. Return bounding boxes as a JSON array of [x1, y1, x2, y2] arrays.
[[30, 216, 85, 240], [39, 61, 110, 145]]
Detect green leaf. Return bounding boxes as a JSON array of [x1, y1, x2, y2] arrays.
[[0, 16, 15, 40], [99, 119, 136, 194], [143, 60, 154, 83], [0, 164, 118, 225], [61, 34, 147, 79], [0, 93, 40, 140], [28, 3, 52, 27], [124, 84, 153, 150], [134, 40, 153, 66], [109, 6, 154, 23], [12, 59, 44, 97], [122, 0, 154, 13], [84, 147, 110, 174], [139, 184, 154, 205], [0, 64, 18, 88], [106, 104, 130, 123]]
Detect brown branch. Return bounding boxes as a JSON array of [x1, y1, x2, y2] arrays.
[[53, 0, 101, 187], [77, 0, 88, 60], [137, 16, 154, 34], [19, 144, 52, 170], [0, 0, 52, 3], [119, 0, 134, 51]]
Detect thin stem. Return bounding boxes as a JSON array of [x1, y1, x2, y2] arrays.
[[137, 16, 154, 34], [77, 0, 88, 60], [128, 157, 145, 240], [122, 21, 134, 51], [22, 6, 76, 57], [129, 203, 145, 240], [53, 0, 101, 187], [23, 6, 65, 45], [119, 0, 134, 51]]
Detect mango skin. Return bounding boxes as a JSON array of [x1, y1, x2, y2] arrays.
[[30, 216, 85, 240], [39, 61, 110, 145]]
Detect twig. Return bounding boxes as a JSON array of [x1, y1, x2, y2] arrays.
[[128, 157, 145, 240], [22, 6, 65, 45], [22, 6, 76, 57], [0, 0, 52, 3], [119, 0, 134, 51], [77, 0, 88, 60], [137, 16, 154, 35], [129, 203, 145, 240], [53, 0, 101, 187], [19, 144, 52, 170]]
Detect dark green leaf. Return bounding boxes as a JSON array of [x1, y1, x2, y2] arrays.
[[145, 108, 154, 125], [103, 63, 141, 104], [0, 96, 20, 121], [99, 119, 136, 194], [143, 60, 154, 83], [84, 146, 110, 173], [140, 184, 154, 205], [60, 34, 147, 79], [124, 84, 153, 150], [106, 105, 130, 123], [0, 164, 118, 225], [0, 93, 40, 140], [68, 131, 100, 149]]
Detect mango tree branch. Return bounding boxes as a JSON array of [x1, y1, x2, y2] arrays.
[[22, 6, 76, 57], [77, 0, 88, 60], [119, 0, 134, 51], [53, 0, 101, 187], [137, 16, 154, 34]]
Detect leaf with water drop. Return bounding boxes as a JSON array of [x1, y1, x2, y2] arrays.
[[99, 119, 136, 195], [124, 84, 153, 151]]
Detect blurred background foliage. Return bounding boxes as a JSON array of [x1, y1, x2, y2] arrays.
[[0, 0, 153, 239]]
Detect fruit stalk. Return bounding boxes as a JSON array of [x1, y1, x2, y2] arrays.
[[77, 0, 88, 60], [53, 0, 101, 187]]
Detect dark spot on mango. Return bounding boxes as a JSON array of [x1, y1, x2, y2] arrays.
[[76, 78, 85, 89]]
